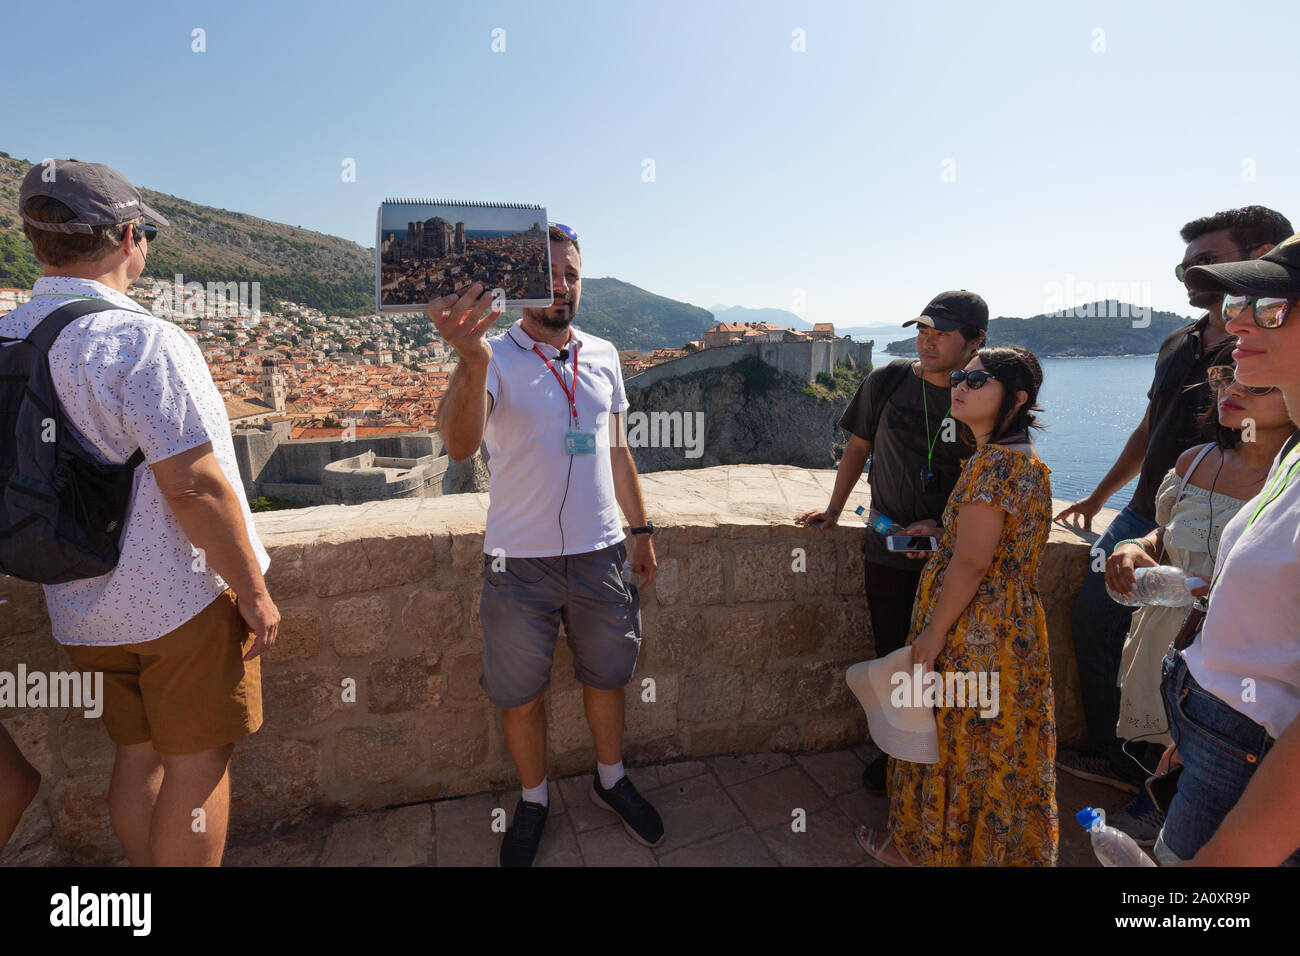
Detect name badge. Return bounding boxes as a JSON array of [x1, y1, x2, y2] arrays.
[[564, 431, 598, 455]]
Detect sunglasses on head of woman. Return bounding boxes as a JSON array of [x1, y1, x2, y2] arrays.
[[1206, 364, 1276, 395], [949, 368, 998, 390], [1222, 294, 1294, 329]]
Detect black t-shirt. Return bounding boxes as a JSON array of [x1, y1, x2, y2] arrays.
[[838, 360, 973, 570], [1131, 314, 1218, 521]]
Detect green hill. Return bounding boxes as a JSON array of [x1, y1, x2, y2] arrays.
[[884, 303, 1195, 357], [577, 278, 714, 350], [0, 153, 372, 315], [1, 153, 719, 347]]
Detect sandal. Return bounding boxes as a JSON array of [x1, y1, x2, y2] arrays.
[[855, 825, 912, 867]]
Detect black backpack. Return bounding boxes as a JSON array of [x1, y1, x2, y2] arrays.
[[0, 298, 145, 584]]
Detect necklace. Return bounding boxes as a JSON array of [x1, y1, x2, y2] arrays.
[[1206, 450, 1226, 563]]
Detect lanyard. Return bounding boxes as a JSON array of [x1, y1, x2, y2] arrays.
[[533, 343, 580, 427], [920, 375, 951, 466], [1206, 441, 1300, 596]]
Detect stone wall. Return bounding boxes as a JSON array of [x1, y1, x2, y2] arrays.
[[627, 339, 873, 389], [0, 465, 1106, 865]]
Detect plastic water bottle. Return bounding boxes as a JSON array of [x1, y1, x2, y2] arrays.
[[855, 505, 904, 536], [1106, 566, 1207, 608], [1076, 807, 1158, 867]]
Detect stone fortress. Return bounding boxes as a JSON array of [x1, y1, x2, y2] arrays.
[[230, 358, 477, 506], [627, 322, 873, 389]]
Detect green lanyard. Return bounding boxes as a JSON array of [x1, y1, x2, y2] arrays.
[[920, 375, 952, 468], [1207, 441, 1300, 595]]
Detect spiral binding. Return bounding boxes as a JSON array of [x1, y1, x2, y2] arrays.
[[383, 198, 543, 209]]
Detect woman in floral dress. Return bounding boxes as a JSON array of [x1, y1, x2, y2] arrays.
[[857, 345, 1058, 866]]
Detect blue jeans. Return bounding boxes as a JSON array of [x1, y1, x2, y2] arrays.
[[1070, 504, 1161, 783], [1155, 651, 1299, 866]]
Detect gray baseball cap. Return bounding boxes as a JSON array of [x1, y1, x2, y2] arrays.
[[19, 159, 169, 235]]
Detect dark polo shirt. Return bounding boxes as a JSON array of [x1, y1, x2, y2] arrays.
[[839, 360, 973, 570], [1130, 313, 1221, 521]]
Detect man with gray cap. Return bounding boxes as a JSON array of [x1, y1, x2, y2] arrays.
[[796, 290, 985, 793], [0, 159, 279, 866]]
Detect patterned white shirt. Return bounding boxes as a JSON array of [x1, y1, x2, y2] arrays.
[[0, 276, 269, 646]]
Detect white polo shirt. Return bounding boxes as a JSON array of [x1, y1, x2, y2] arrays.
[[1185, 437, 1300, 740], [483, 319, 628, 557], [0, 276, 270, 646]]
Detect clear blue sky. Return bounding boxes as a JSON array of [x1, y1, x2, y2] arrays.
[[6, 0, 1298, 324]]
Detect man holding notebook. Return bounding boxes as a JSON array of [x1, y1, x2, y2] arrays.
[[429, 224, 662, 867]]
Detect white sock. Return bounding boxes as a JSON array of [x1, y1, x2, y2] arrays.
[[597, 760, 625, 790], [522, 778, 548, 807]]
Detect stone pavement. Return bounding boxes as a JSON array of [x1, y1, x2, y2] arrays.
[[217, 744, 1132, 866]]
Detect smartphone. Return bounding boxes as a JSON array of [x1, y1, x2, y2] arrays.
[[1145, 766, 1183, 816], [886, 535, 938, 553]]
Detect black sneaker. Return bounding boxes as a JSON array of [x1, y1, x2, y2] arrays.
[[1055, 749, 1139, 794], [1109, 790, 1165, 847], [590, 773, 665, 848], [499, 799, 548, 868], [862, 753, 888, 795]]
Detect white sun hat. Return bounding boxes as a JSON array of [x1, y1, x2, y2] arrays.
[[846, 645, 940, 764]]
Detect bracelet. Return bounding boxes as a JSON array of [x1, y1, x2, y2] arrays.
[[1114, 538, 1152, 555]]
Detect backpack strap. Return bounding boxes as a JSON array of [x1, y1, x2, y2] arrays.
[[25, 297, 118, 353], [21, 296, 148, 471]]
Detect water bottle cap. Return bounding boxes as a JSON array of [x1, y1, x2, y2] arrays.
[[854, 505, 866, 515], [1075, 807, 1103, 831]]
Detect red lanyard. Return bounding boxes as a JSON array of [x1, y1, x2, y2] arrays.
[[532, 343, 579, 427]]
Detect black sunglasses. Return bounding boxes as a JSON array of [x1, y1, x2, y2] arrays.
[[126, 223, 159, 244], [949, 368, 998, 390], [1222, 294, 1294, 329]]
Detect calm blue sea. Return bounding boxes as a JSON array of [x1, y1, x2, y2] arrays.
[[1031, 356, 1153, 510]]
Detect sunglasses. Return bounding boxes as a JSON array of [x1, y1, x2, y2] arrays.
[[1206, 365, 1276, 395], [949, 368, 998, 390], [126, 223, 159, 244], [550, 222, 579, 241], [1222, 294, 1294, 329], [1175, 247, 1250, 282]]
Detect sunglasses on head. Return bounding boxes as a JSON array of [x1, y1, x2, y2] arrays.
[[949, 368, 998, 390], [549, 222, 578, 241], [1222, 294, 1294, 329], [1206, 364, 1275, 395]]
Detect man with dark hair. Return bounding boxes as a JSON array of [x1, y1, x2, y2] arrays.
[[1, 159, 280, 865], [429, 221, 662, 867], [1055, 204, 1292, 841], [796, 291, 985, 792]]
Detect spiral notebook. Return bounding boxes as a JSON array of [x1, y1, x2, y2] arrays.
[[376, 198, 552, 313]]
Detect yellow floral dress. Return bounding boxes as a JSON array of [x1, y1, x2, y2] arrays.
[[888, 443, 1058, 866]]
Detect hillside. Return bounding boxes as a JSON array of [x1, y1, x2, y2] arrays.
[[1, 153, 374, 316], [577, 277, 715, 351], [884, 302, 1195, 357], [624, 355, 865, 473]]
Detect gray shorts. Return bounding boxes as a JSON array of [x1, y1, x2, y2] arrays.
[[478, 542, 642, 709]]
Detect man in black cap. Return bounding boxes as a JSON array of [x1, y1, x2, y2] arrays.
[[1, 159, 280, 866], [1054, 206, 1291, 843], [796, 290, 985, 792], [1149, 235, 1300, 865]]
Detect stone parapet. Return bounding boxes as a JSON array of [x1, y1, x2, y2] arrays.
[[0, 464, 1108, 864]]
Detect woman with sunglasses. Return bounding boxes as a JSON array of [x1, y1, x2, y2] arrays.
[[857, 345, 1058, 866], [1155, 236, 1300, 866], [1104, 346, 1295, 846]]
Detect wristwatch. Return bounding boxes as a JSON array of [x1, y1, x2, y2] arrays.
[[629, 521, 655, 536]]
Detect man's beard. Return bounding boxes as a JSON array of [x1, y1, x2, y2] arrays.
[[1189, 290, 1223, 311], [528, 297, 576, 331]]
